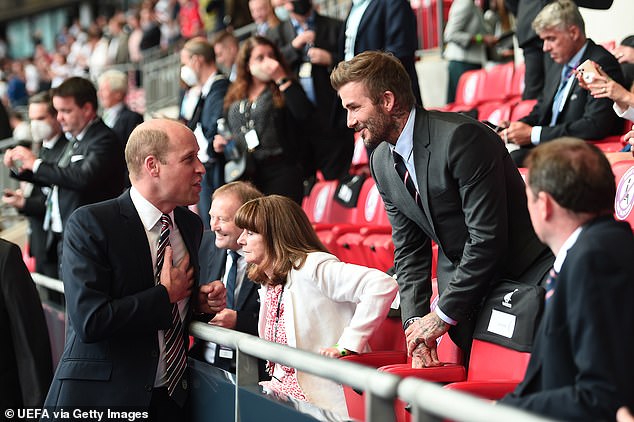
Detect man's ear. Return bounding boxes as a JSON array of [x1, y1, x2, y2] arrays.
[[381, 91, 396, 112], [539, 191, 555, 221], [145, 155, 160, 177]]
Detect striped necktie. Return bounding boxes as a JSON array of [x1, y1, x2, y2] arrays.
[[156, 214, 187, 397], [550, 65, 574, 126], [393, 150, 423, 209], [544, 268, 559, 302]]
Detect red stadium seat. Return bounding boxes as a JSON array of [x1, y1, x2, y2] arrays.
[[443, 69, 487, 112], [479, 62, 515, 105], [350, 132, 369, 175], [508, 62, 526, 101], [509, 99, 537, 121], [613, 160, 634, 231], [443, 339, 531, 399]]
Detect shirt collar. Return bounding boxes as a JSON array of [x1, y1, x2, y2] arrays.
[[105, 102, 124, 116], [553, 226, 583, 272], [42, 133, 62, 149], [130, 186, 174, 231], [201, 71, 218, 97], [566, 41, 589, 70], [66, 117, 98, 142], [392, 107, 417, 161]]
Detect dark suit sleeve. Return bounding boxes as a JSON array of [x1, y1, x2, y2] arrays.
[[501, 244, 631, 418], [538, 47, 624, 141], [282, 82, 314, 121], [30, 127, 124, 192], [383, 0, 419, 61], [370, 153, 434, 325], [20, 194, 47, 219], [62, 208, 173, 343], [1, 241, 52, 406], [201, 78, 230, 144], [438, 123, 514, 321]]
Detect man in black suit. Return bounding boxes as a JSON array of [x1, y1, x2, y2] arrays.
[[43, 119, 226, 421], [97, 69, 144, 149], [500, 138, 634, 419], [331, 51, 553, 367], [181, 37, 230, 230], [267, 0, 354, 182], [506, 0, 614, 99], [0, 239, 52, 410], [4, 77, 126, 270], [192, 181, 265, 378], [502, 0, 624, 166], [2, 92, 67, 278]]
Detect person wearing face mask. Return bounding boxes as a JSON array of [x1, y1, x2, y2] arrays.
[[180, 37, 230, 230], [1, 92, 67, 278], [268, 0, 354, 183], [213, 36, 312, 204]]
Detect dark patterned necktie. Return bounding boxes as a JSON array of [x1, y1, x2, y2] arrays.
[[393, 150, 423, 209], [226, 250, 240, 310], [155, 214, 187, 397], [544, 268, 559, 302]]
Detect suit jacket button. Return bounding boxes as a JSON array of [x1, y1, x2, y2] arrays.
[[145, 384, 152, 392]]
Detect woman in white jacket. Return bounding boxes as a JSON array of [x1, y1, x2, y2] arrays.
[[234, 195, 398, 418]]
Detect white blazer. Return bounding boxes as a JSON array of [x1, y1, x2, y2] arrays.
[[258, 252, 398, 417]]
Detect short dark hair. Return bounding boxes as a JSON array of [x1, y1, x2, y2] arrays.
[[330, 51, 416, 113], [183, 37, 216, 64], [29, 91, 57, 117], [51, 77, 98, 111], [526, 137, 615, 214]]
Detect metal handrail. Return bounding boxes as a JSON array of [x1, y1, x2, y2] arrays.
[[30, 275, 552, 422]]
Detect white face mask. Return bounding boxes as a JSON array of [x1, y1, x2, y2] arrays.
[[249, 63, 272, 82], [30, 119, 54, 142], [180, 65, 198, 87], [274, 6, 290, 21]]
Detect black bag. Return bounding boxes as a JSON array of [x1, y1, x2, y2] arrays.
[[473, 279, 545, 352]]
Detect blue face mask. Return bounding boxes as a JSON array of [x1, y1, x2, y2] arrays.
[[274, 6, 290, 21]]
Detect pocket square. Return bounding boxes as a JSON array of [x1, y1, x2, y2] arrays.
[[70, 155, 85, 163]]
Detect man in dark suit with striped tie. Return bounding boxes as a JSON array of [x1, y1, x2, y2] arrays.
[[500, 137, 634, 420], [192, 181, 267, 379], [43, 119, 226, 421]]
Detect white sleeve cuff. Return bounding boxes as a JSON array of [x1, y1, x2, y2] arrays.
[[435, 306, 457, 326], [531, 126, 542, 146], [32, 158, 43, 173]]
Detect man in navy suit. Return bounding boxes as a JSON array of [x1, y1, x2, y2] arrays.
[[192, 181, 265, 378], [500, 137, 634, 419], [339, 0, 421, 106], [181, 37, 230, 230], [43, 119, 226, 421], [501, 0, 624, 166]]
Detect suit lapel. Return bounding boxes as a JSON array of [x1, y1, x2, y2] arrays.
[[117, 191, 154, 287], [412, 109, 437, 236], [354, 0, 380, 52], [234, 276, 257, 310]]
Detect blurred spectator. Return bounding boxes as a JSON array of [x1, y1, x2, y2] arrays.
[[268, 0, 354, 182], [50, 52, 73, 89], [106, 13, 131, 66], [140, 7, 163, 53], [340, 0, 422, 106], [4, 77, 125, 267], [249, 0, 280, 36], [443, 0, 497, 103], [213, 36, 311, 204], [9, 111, 32, 143], [7, 60, 29, 108], [212, 30, 239, 81], [0, 100, 11, 139], [178, 0, 204, 40], [221, 0, 253, 30], [2, 92, 67, 278], [234, 194, 397, 419], [612, 35, 634, 90], [97, 69, 144, 150], [500, 0, 624, 167], [506, 0, 614, 100], [0, 239, 53, 410], [180, 37, 229, 229]]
